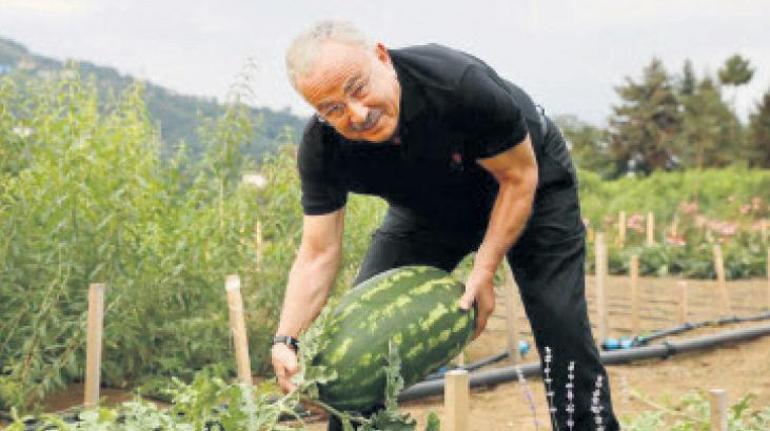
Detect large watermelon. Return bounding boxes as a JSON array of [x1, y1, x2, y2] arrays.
[[312, 265, 476, 411]]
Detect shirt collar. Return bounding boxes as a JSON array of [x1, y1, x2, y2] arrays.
[[389, 49, 426, 157], [391, 50, 426, 126]]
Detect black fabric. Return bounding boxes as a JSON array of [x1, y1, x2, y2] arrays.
[[297, 44, 543, 230], [325, 124, 620, 431]]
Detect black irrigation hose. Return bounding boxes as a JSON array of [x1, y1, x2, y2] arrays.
[[424, 311, 770, 382], [398, 322, 770, 402], [423, 351, 510, 381], [631, 310, 770, 347], [423, 311, 770, 381]]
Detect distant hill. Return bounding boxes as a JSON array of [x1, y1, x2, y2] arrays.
[[0, 36, 308, 162]]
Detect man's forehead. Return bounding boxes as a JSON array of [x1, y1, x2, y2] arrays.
[[311, 41, 371, 76], [299, 42, 372, 101]]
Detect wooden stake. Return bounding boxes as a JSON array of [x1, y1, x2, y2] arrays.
[[762, 219, 768, 244], [255, 221, 263, 271], [84, 283, 106, 408], [646, 212, 655, 246], [766, 248, 770, 311], [709, 389, 727, 431], [595, 233, 608, 343], [670, 215, 678, 238], [618, 211, 626, 248], [454, 351, 465, 367], [712, 244, 732, 316], [503, 263, 520, 364], [630, 255, 640, 335], [226, 275, 253, 385], [677, 280, 688, 324], [445, 370, 469, 431]]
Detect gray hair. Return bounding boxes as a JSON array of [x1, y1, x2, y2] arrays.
[[285, 20, 372, 89]]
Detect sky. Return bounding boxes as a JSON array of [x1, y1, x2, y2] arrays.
[[1, 0, 769, 126]]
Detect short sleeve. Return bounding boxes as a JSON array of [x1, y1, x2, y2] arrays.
[[455, 66, 529, 159], [297, 120, 348, 215]]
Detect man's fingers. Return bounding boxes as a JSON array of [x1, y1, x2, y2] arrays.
[[286, 361, 299, 374], [278, 376, 296, 394], [472, 302, 493, 339], [472, 313, 488, 340], [458, 289, 476, 311], [272, 344, 300, 394], [282, 352, 299, 374]]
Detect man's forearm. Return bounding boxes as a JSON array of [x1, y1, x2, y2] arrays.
[[275, 249, 341, 337], [474, 181, 536, 274]]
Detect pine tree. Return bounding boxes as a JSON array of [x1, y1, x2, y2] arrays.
[[678, 76, 740, 169], [609, 57, 682, 175], [718, 54, 754, 88], [717, 54, 752, 158], [680, 59, 697, 97], [747, 89, 770, 168]]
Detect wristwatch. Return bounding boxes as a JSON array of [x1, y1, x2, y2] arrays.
[[272, 335, 300, 351]]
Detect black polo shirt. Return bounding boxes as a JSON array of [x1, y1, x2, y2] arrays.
[[297, 43, 549, 231]]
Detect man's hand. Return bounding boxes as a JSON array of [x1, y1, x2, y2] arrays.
[[271, 343, 299, 393], [458, 266, 496, 340]]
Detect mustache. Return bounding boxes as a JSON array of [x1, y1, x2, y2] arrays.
[[350, 109, 382, 132]]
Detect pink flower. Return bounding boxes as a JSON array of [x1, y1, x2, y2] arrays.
[[740, 204, 751, 215], [678, 201, 699, 215], [665, 233, 686, 246], [710, 221, 738, 237], [627, 214, 645, 232]]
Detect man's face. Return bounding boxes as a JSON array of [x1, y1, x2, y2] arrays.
[[296, 41, 401, 143]]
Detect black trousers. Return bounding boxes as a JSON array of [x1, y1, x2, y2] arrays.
[[328, 122, 620, 431]]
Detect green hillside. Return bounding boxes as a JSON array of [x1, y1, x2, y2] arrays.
[[0, 35, 307, 161]]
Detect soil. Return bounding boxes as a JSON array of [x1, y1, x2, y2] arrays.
[[5, 275, 769, 431]]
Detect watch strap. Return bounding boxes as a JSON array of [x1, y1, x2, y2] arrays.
[[272, 335, 300, 350]]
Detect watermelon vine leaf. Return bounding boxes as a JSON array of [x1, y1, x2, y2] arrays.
[[424, 412, 441, 431]]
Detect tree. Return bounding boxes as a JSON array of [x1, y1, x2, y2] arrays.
[[679, 59, 697, 97], [718, 54, 754, 87], [716, 54, 752, 161], [677, 76, 740, 169], [553, 114, 614, 178], [746, 89, 770, 168], [608, 58, 682, 175]]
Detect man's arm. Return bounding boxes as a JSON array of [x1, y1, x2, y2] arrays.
[[272, 208, 345, 392], [276, 209, 345, 336], [458, 134, 538, 338]]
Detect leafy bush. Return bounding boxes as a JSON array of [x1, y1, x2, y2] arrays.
[[579, 168, 770, 226], [0, 69, 386, 411], [580, 168, 769, 278], [622, 390, 770, 430]]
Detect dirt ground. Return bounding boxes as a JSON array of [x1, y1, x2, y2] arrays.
[[7, 275, 770, 431]]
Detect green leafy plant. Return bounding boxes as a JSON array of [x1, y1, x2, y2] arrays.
[[622, 390, 770, 431]]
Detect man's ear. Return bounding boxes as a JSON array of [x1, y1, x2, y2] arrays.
[[374, 42, 391, 65]]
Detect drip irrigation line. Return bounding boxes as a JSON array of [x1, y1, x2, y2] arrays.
[[423, 351, 510, 381], [398, 322, 770, 402], [630, 310, 770, 347]]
